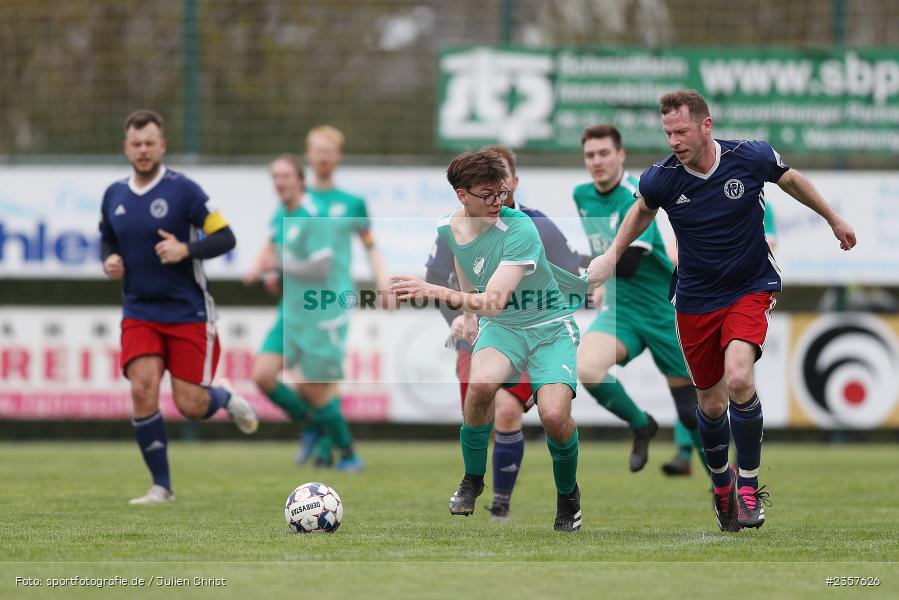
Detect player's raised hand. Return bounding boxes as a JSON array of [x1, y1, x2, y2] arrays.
[[830, 216, 857, 251], [155, 229, 189, 264], [586, 253, 615, 285], [103, 253, 125, 280]]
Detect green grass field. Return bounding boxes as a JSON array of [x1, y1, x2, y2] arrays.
[[1, 440, 896, 599]]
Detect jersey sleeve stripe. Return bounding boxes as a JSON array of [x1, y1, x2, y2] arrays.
[[498, 259, 536, 276]]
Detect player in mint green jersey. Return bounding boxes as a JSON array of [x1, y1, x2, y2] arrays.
[[575, 124, 704, 473], [245, 154, 362, 471], [391, 151, 587, 532], [298, 125, 391, 468], [662, 202, 777, 476]]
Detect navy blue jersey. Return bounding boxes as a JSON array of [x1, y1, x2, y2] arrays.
[[425, 203, 580, 350], [99, 167, 227, 323], [638, 140, 789, 314]]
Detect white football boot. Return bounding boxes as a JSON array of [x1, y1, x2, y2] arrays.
[[129, 484, 175, 505], [221, 380, 258, 434]]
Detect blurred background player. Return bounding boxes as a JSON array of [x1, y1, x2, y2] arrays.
[[392, 151, 587, 531], [424, 145, 580, 521], [588, 89, 856, 531], [245, 154, 363, 471], [99, 109, 258, 505], [301, 125, 391, 467], [244, 154, 340, 465], [662, 202, 777, 476], [574, 124, 704, 473]]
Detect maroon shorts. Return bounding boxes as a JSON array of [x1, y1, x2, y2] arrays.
[[455, 348, 533, 412], [675, 292, 776, 390], [121, 318, 220, 386]]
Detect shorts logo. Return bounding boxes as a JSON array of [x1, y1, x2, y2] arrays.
[[724, 179, 744, 200], [150, 198, 169, 218], [473, 256, 485, 276], [792, 314, 899, 428]]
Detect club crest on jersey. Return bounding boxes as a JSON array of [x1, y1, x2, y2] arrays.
[[473, 256, 486, 276], [328, 203, 347, 217], [150, 198, 169, 218], [724, 179, 744, 200]]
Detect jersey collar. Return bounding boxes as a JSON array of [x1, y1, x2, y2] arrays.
[[128, 166, 167, 196], [681, 141, 721, 180]]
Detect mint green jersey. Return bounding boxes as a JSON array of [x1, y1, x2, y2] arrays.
[[573, 173, 674, 309], [307, 187, 372, 302], [437, 206, 580, 328], [281, 194, 359, 330], [763, 202, 777, 242]]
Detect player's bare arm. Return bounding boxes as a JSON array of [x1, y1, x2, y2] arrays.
[[455, 258, 479, 344], [777, 169, 857, 251], [587, 197, 657, 284], [244, 240, 277, 285], [359, 230, 397, 309], [155, 229, 191, 264], [390, 263, 527, 318]]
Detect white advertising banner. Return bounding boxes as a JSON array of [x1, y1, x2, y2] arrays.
[[0, 306, 806, 427], [0, 166, 896, 285]]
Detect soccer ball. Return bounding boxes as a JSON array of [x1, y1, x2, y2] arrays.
[[284, 482, 343, 533]]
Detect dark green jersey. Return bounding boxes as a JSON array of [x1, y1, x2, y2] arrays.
[[573, 172, 674, 310]]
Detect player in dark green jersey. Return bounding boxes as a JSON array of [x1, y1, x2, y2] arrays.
[[574, 124, 704, 473]]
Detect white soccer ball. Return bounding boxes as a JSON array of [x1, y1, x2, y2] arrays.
[[284, 482, 343, 533]]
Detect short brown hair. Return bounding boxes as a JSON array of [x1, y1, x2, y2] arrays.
[[124, 109, 164, 132], [659, 89, 710, 120], [581, 124, 623, 149], [271, 153, 305, 179], [446, 151, 508, 190], [479, 145, 517, 176]]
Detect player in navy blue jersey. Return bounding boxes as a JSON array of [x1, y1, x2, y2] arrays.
[[424, 145, 580, 521], [100, 109, 258, 505], [587, 90, 856, 531]]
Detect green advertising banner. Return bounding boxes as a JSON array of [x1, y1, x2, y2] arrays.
[[437, 47, 899, 152]]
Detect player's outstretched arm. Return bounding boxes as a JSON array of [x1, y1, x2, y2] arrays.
[[776, 170, 856, 251], [587, 198, 657, 284], [390, 264, 527, 318]]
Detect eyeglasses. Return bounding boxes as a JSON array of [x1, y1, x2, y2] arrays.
[[463, 188, 510, 205]]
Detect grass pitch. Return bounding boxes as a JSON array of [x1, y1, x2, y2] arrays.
[[1, 440, 896, 599]]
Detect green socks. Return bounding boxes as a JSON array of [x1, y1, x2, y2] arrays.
[[585, 375, 649, 428], [546, 429, 579, 495], [265, 382, 309, 422], [460, 422, 493, 477], [674, 418, 711, 475], [312, 397, 353, 452]]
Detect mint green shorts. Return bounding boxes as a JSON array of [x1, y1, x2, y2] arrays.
[[474, 316, 579, 396], [260, 314, 347, 381], [587, 301, 689, 378]]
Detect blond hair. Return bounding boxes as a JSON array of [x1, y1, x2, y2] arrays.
[[306, 125, 345, 150]]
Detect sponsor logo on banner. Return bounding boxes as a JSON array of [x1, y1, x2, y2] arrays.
[[790, 313, 899, 428]]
